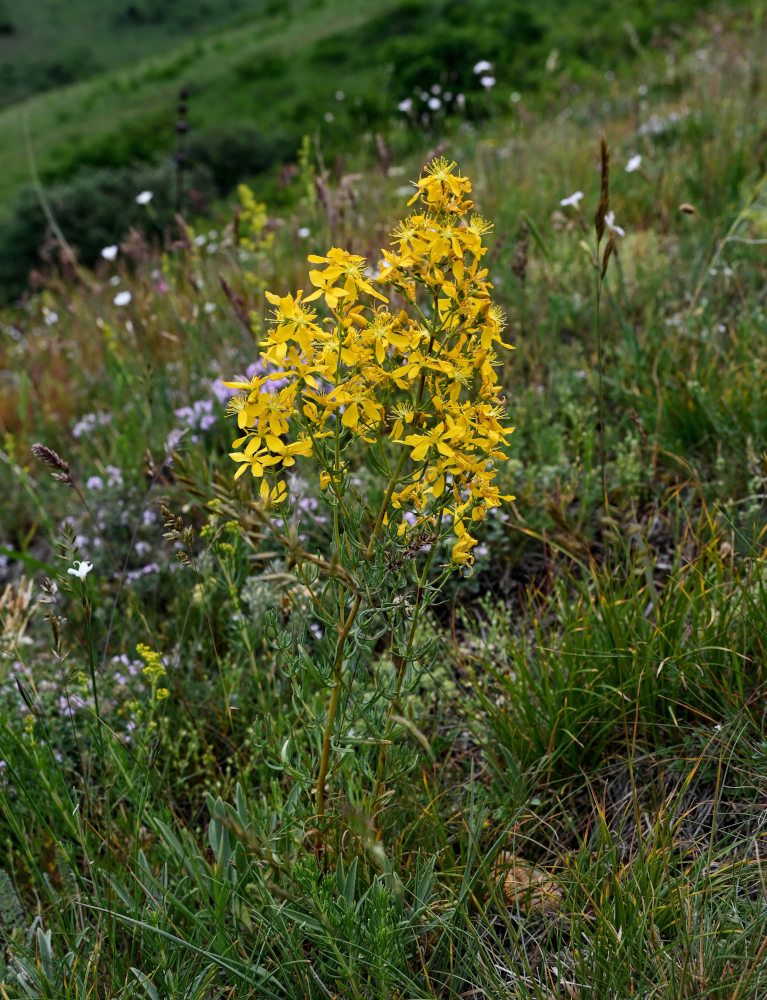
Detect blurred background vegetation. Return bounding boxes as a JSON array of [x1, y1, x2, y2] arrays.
[[0, 0, 724, 300]]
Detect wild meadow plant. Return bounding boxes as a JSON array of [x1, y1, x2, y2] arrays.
[[224, 158, 514, 836]]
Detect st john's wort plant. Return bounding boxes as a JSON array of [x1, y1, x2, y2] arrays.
[[223, 158, 515, 837]]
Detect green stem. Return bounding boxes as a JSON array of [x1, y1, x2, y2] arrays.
[[365, 448, 409, 559], [83, 592, 104, 758], [373, 509, 443, 807], [313, 305, 443, 841], [595, 270, 607, 516], [314, 440, 411, 844], [314, 592, 361, 847]]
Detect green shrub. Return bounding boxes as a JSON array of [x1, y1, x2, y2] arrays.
[[186, 123, 295, 195], [0, 160, 215, 302]]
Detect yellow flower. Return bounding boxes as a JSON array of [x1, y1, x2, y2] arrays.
[[137, 643, 166, 682], [407, 157, 473, 215], [306, 248, 387, 310], [259, 479, 288, 506], [403, 422, 456, 462], [451, 518, 478, 566], [225, 156, 514, 549], [229, 445, 281, 481], [335, 384, 384, 432], [389, 401, 415, 440]]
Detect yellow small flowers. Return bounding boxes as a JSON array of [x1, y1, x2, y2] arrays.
[[137, 643, 170, 706], [137, 643, 166, 683], [225, 158, 514, 567]]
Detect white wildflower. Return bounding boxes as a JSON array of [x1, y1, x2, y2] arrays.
[[605, 211, 625, 237], [560, 190, 584, 209], [67, 560, 93, 580]]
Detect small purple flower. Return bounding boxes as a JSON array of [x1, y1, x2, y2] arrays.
[[174, 398, 218, 436], [246, 358, 290, 393], [125, 563, 160, 584], [105, 465, 123, 488], [297, 495, 320, 514], [72, 411, 113, 439], [59, 695, 75, 717], [211, 379, 233, 407]]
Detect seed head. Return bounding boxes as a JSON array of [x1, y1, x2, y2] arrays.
[[31, 443, 74, 487]]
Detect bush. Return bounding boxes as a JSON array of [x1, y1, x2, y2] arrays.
[[186, 123, 295, 195], [360, 0, 544, 99], [0, 160, 215, 302]]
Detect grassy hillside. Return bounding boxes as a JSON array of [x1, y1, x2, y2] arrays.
[[0, 0, 723, 194], [0, 0, 273, 107], [0, 0, 379, 200]]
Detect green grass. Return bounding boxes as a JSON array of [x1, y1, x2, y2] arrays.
[[0, 0, 381, 203], [2, 3, 767, 997], [0, 0, 278, 107]]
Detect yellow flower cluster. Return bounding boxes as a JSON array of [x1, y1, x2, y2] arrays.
[[225, 158, 514, 566], [136, 643, 166, 684]]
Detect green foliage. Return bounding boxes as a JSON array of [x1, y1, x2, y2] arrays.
[[360, 0, 545, 103], [0, 868, 24, 934], [186, 124, 295, 197], [0, 161, 215, 301]]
